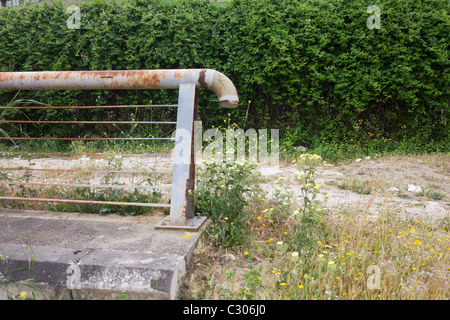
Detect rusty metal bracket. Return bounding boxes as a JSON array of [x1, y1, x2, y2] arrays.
[[0, 69, 239, 231]]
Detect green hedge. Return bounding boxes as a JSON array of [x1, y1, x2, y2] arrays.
[[0, 0, 448, 151]]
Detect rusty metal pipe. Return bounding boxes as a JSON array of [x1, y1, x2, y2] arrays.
[[0, 104, 177, 110], [0, 120, 177, 124], [0, 137, 174, 141], [0, 167, 172, 174], [0, 180, 172, 190], [0, 151, 173, 157], [0, 196, 171, 208], [0, 69, 239, 108]]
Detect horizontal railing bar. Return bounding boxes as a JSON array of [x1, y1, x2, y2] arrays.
[[0, 120, 177, 125], [0, 167, 172, 174], [0, 137, 175, 141], [0, 151, 173, 157], [0, 69, 239, 108], [0, 104, 178, 110], [0, 180, 172, 190], [0, 196, 171, 208]]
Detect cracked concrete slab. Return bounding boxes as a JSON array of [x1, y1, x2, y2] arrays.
[[0, 209, 207, 300]]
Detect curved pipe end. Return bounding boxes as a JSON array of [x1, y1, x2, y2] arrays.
[[219, 98, 239, 109], [201, 69, 239, 108]]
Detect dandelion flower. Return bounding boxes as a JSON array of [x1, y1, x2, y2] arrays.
[[184, 234, 190, 239], [20, 292, 27, 300]]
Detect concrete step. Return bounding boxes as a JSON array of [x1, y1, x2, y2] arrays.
[[0, 209, 207, 300]]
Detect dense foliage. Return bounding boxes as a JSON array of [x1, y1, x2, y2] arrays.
[[0, 0, 448, 152]]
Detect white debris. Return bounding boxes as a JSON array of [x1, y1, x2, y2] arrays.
[[388, 187, 400, 192], [355, 158, 362, 162], [408, 184, 422, 193]]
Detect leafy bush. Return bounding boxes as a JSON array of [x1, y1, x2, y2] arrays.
[[0, 0, 448, 152], [193, 160, 262, 247]]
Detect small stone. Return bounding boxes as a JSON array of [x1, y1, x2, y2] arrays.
[[389, 187, 400, 192], [408, 185, 422, 193], [219, 253, 237, 265], [355, 158, 362, 162]]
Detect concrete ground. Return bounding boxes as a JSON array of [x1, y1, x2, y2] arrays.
[[0, 208, 207, 300]]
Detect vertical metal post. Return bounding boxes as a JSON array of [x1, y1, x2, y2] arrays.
[[156, 83, 206, 230]]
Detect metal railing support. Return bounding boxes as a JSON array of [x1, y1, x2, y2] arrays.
[[155, 83, 200, 229]]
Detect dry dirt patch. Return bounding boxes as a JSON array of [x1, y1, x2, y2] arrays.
[[259, 153, 449, 221]]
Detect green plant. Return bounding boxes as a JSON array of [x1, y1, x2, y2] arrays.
[[429, 192, 443, 201], [290, 154, 331, 254], [193, 160, 262, 247], [338, 178, 372, 195], [115, 290, 131, 300], [0, 243, 46, 300]]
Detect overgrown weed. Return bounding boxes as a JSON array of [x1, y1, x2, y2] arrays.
[[182, 153, 450, 300]]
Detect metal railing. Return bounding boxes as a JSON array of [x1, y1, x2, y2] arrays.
[[0, 69, 239, 230]]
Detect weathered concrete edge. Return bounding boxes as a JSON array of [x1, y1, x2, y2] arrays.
[[0, 244, 187, 300]]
